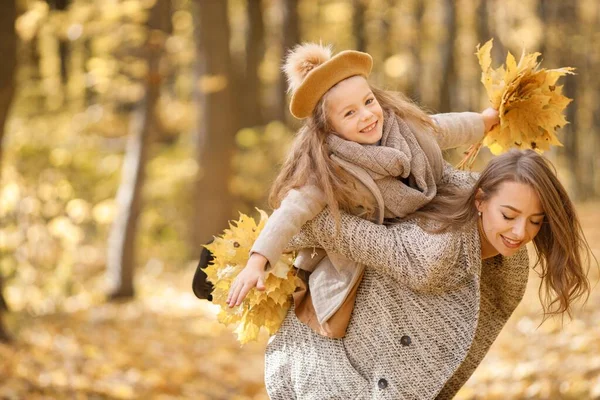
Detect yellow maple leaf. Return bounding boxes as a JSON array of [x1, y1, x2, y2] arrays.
[[458, 39, 575, 169], [203, 209, 300, 344]]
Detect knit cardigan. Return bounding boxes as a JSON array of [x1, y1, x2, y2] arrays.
[[264, 163, 530, 400]]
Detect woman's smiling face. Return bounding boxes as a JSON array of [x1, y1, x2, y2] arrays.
[[324, 75, 384, 144], [477, 181, 545, 257]]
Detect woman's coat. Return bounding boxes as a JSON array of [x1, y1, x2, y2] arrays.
[[264, 164, 530, 400]]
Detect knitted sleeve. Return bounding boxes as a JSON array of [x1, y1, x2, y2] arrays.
[[439, 161, 480, 188], [431, 112, 485, 150], [286, 208, 470, 291], [251, 184, 326, 270]]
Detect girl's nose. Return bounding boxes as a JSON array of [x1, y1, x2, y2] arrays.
[[360, 108, 374, 121]]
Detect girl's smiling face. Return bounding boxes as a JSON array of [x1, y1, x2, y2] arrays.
[[324, 76, 384, 144], [477, 181, 545, 258]]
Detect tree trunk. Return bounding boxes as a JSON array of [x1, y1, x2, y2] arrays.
[[439, 0, 456, 112], [589, 2, 600, 198], [0, 0, 17, 343], [476, 0, 490, 44], [539, 1, 599, 199], [566, 1, 598, 200], [410, 0, 425, 103], [489, 0, 506, 63], [353, 0, 367, 52], [543, 1, 581, 198], [536, 0, 547, 58], [191, 0, 237, 246], [240, 0, 265, 128], [106, 0, 170, 300], [273, 0, 300, 122], [0, 275, 10, 343], [47, 0, 70, 84]]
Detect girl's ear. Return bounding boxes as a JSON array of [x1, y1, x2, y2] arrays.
[[474, 188, 485, 211]]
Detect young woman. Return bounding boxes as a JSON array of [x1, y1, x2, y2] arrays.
[[265, 149, 592, 399]]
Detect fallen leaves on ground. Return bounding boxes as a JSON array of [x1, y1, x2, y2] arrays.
[[0, 270, 270, 400], [1, 204, 599, 399]]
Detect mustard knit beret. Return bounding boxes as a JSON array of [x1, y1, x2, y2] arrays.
[[283, 43, 373, 119]]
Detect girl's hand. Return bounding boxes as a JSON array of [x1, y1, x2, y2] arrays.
[[227, 253, 268, 307], [481, 107, 500, 133]]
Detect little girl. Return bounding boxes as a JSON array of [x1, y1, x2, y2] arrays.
[[226, 43, 499, 337]]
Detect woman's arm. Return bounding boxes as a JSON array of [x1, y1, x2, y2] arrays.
[[286, 208, 472, 291]]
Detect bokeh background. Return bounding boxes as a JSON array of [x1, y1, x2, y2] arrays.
[[0, 0, 599, 399]]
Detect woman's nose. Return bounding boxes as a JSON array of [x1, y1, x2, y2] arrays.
[[512, 221, 526, 239]]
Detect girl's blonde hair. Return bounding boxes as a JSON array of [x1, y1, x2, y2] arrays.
[[409, 149, 593, 318], [269, 81, 437, 229]]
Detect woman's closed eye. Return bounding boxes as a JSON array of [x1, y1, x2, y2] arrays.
[[501, 213, 514, 221], [502, 213, 543, 225]]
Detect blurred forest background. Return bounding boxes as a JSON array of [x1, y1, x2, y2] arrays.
[[0, 0, 599, 399]]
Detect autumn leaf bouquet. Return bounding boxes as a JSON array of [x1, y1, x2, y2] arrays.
[[203, 210, 300, 344], [458, 39, 575, 169]]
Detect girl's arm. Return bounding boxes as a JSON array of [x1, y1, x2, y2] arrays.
[[251, 184, 326, 270], [228, 185, 327, 307], [285, 208, 475, 292], [431, 109, 497, 150]]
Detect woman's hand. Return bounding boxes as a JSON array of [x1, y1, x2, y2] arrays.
[[227, 253, 268, 307], [481, 107, 500, 133]]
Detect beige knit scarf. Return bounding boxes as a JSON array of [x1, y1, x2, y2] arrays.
[[327, 111, 439, 218]]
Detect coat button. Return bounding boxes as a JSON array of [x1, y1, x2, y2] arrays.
[[378, 378, 388, 389], [400, 335, 411, 346]]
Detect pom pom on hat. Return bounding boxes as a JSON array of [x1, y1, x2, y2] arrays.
[[281, 42, 373, 119], [283, 43, 333, 94]]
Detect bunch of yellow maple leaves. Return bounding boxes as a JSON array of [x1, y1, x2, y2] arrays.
[[203, 210, 300, 344], [458, 39, 575, 169]]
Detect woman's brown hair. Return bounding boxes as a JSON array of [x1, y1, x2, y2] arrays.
[[410, 149, 593, 318]]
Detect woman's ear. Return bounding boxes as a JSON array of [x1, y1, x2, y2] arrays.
[[474, 188, 485, 211]]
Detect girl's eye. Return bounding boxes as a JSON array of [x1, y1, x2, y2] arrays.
[[365, 98, 374, 105], [502, 214, 514, 221], [345, 110, 354, 117]]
